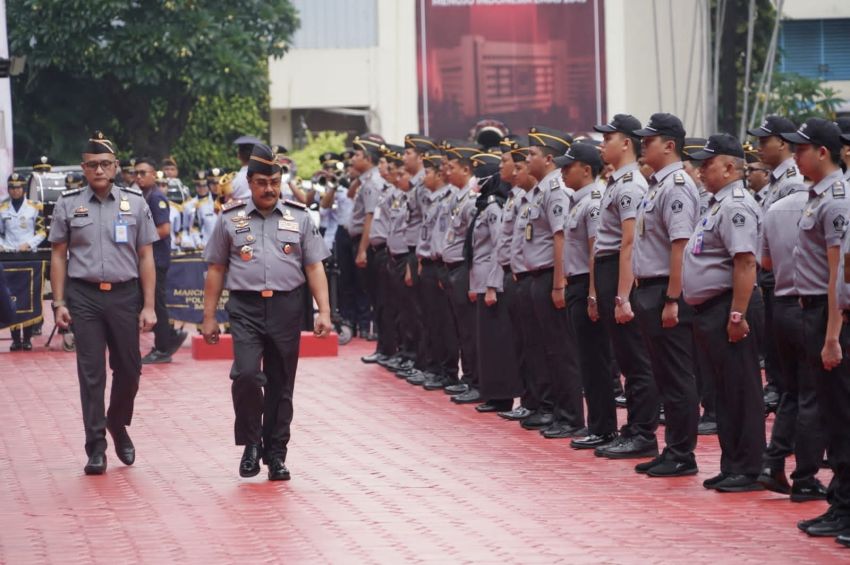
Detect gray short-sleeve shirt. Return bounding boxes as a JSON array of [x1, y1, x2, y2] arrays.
[[470, 199, 502, 293], [519, 169, 570, 271], [349, 166, 382, 237], [442, 179, 477, 263], [564, 182, 603, 277], [761, 189, 807, 296], [595, 163, 647, 257]]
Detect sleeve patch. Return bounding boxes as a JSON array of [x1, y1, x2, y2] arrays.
[[589, 207, 600, 220], [732, 212, 746, 228], [553, 204, 564, 216], [834, 214, 846, 232], [158, 200, 167, 209], [671, 200, 684, 213], [620, 195, 632, 209]]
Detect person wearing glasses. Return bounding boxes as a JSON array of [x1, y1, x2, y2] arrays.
[[48, 131, 158, 475]]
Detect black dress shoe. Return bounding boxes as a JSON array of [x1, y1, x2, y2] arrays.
[[521, 411, 554, 430], [798, 509, 835, 532], [756, 467, 790, 494], [646, 459, 698, 478], [475, 399, 513, 413], [267, 458, 291, 481], [703, 472, 728, 489], [361, 352, 385, 364], [423, 375, 448, 391], [634, 454, 665, 474], [713, 474, 764, 492], [791, 479, 827, 502], [378, 355, 403, 369], [9, 341, 22, 351], [614, 394, 627, 408], [406, 372, 427, 386], [108, 425, 136, 466], [141, 349, 172, 364], [22, 341, 33, 351], [239, 444, 262, 478], [595, 436, 659, 459], [697, 418, 718, 435], [498, 406, 532, 421], [444, 383, 468, 395], [571, 432, 618, 450], [451, 389, 481, 404], [84, 453, 107, 475], [541, 423, 586, 439], [806, 515, 850, 537], [837, 534, 850, 548], [763, 390, 781, 414]]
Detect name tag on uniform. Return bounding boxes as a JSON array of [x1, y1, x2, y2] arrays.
[[692, 231, 704, 255], [374, 207, 382, 221], [115, 219, 129, 244], [278, 220, 299, 232]]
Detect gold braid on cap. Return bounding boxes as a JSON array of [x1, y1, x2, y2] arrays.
[[354, 136, 382, 151], [405, 136, 438, 150], [250, 155, 276, 166], [88, 137, 115, 154], [528, 131, 571, 148]]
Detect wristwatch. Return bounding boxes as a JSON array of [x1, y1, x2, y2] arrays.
[[729, 311, 744, 324], [614, 296, 629, 307], [587, 295, 598, 306], [664, 294, 680, 304], [52, 300, 67, 310]]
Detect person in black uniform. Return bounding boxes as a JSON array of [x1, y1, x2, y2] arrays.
[[201, 143, 331, 481], [49, 131, 159, 475]]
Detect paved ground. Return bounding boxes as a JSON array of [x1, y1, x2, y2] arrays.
[[0, 327, 846, 564]]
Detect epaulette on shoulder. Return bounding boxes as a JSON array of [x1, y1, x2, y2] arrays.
[[549, 178, 561, 191], [622, 171, 634, 182], [732, 187, 746, 200], [487, 194, 496, 204], [222, 199, 246, 212], [674, 173, 686, 186], [0, 200, 8, 210], [284, 199, 306, 210], [591, 189, 602, 199], [170, 202, 184, 212], [120, 186, 142, 196], [833, 182, 846, 199], [60, 188, 83, 197], [786, 167, 797, 178], [32, 200, 44, 210]]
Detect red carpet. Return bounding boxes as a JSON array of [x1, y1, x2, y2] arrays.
[[0, 328, 845, 563]]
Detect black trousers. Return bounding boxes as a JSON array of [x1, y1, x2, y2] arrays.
[[444, 263, 477, 385], [409, 253, 430, 370], [503, 270, 534, 409], [389, 252, 417, 359], [764, 296, 825, 482], [476, 290, 523, 401], [153, 265, 178, 352], [67, 278, 142, 456], [567, 273, 617, 436], [801, 300, 850, 514], [761, 283, 781, 392], [692, 291, 765, 476], [633, 280, 699, 463], [371, 246, 397, 356], [422, 261, 458, 377], [529, 269, 584, 428], [594, 255, 659, 440], [515, 274, 549, 412], [694, 330, 716, 420], [335, 227, 370, 329], [351, 234, 376, 332], [227, 289, 303, 462]]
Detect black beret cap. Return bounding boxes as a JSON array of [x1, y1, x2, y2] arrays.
[[528, 126, 573, 154], [594, 114, 642, 135], [682, 137, 708, 160], [781, 118, 843, 153], [404, 134, 438, 152], [353, 133, 386, 157], [747, 115, 797, 138], [686, 133, 745, 161], [233, 135, 262, 146], [633, 113, 686, 139], [441, 139, 481, 161], [247, 143, 281, 176], [553, 141, 602, 170], [83, 131, 115, 155], [470, 152, 501, 178], [422, 150, 444, 169], [380, 143, 404, 165]]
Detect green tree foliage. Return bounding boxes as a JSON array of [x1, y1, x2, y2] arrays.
[[759, 72, 843, 123], [9, 0, 298, 164], [288, 131, 348, 180]]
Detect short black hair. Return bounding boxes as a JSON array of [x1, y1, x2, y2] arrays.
[[589, 161, 603, 178], [135, 157, 157, 170], [660, 135, 684, 158], [628, 134, 642, 158]]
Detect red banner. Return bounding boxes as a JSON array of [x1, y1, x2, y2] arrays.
[[416, 0, 606, 140]]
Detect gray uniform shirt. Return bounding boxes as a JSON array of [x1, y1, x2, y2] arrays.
[[387, 188, 413, 255], [49, 185, 158, 283], [794, 170, 850, 296], [405, 169, 427, 247], [470, 199, 502, 293], [698, 188, 712, 218], [486, 187, 524, 290], [632, 161, 700, 278], [430, 185, 458, 260], [442, 179, 477, 264], [349, 166, 381, 237], [519, 169, 570, 271], [417, 185, 451, 260], [510, 194, 531, 275], [683, 181, 761, 305], [595, 163, 646, 257], [762, 189, 808, 296], [564, 182, 603, 277], [203, 199, 329, 291], [368, 183, 395, 246], [763, 157, 806, 211]]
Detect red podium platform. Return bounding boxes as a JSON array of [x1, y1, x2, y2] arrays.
[[191, 332, 338, 360]]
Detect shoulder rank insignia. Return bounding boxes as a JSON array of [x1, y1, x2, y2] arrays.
[[786, 167, 797, 178], [673, 173, 686, 186], [222, 199, 246, 212], [833, 182, 846, 199], [284, 199, 306, 209], [487, 194, 496, 203], [60, 188, 83, 197], [732, 187, 746, 200], [549, 178, 561, 191], [120, 186, 142, 196], [622, 171, 634, 182], [591, 189, 602, 199]]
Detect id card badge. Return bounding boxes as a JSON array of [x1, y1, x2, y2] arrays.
[[114, 218, 129, 244], [692, 231, 704, 255]]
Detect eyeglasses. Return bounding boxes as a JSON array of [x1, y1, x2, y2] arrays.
[[251, 179, 282, 189], [83, 160, 117, 171]]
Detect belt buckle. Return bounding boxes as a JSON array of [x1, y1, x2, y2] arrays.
[[261, 290, 273, 298], [99, 282, 112, 291]]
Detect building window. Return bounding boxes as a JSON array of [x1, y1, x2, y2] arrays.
[[290, 0, 378, 49], [779, 18, 850, 80]]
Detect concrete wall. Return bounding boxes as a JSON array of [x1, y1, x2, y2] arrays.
[[783, 0, 848, 21]]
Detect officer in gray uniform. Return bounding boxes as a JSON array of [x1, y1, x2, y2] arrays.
[[786, 119, 850, 538], [757, 162, 825, 502], [835, 127, 850, 548], [840, 119, 850, 185], [553, 142, 618, 449], [201, 143, 331, 481], [49, 131, 159, 475], [440, 140, 482, 404], [683, 134, 765, 492], [631, 113, 700, 477], [592, 115, 660, 459], [518, 126, 585, 437]]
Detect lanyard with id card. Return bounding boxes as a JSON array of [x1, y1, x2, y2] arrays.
[[115, 215, 130, 244]]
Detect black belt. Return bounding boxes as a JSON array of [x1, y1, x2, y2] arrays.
[[567, 273, 590, 285], [529, 266, 554, 278], [445, 261, 465, 271], [230, 289, 297, 299], [635, 276, 669, 288], [515, 271, 531, 281], [502, 264, 511, 274], [594, 253, 619, 265], [693, 289, 732, 314], [408, 246, 417, 254], [390, 251, 410, 260], [420, 258, 437, 266], [371, 242, 387, 252], [69, 278, 138, 292], [773, 294, 801, 305], [799, 294, 828, 309]]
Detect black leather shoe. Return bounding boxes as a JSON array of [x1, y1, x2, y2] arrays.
[[361, 352, 385, 364], [805, 515, 850, 537], [475, 400, 513, 413], [541, 423, 586, 439], [837, 534, 850, 548], [451, 389, 481, 404], [166, 329, 189, 356], [267, 458, 291, 481], [141, 349, 172, 365], [378, 355, 404, 369], [520, 411, 554, 430], [22, 341, 33, 351], [798, 509, 835, 532], [423, 375, 448, 391], [239, 444, 262, 478], [791, 479, 827, 502], [595, 436, 659, 459], [571, 432, 618, 450], [9, 341, 22, 352], [697, 418, 718, 435], [764, 390, 781, 414], [757, 467, 790, 494], [84, 453, 107, 475], [703, 472, 728, 489], [614, 394, 627, 408], [714, 474, 764, 493], [444, 383, 468, 395], [406, 372, 427, 386], [498, 406, 532, 421], [634, 454, 664, 474], [108, 425, 136, 466], [646, 459, 698, 478]]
